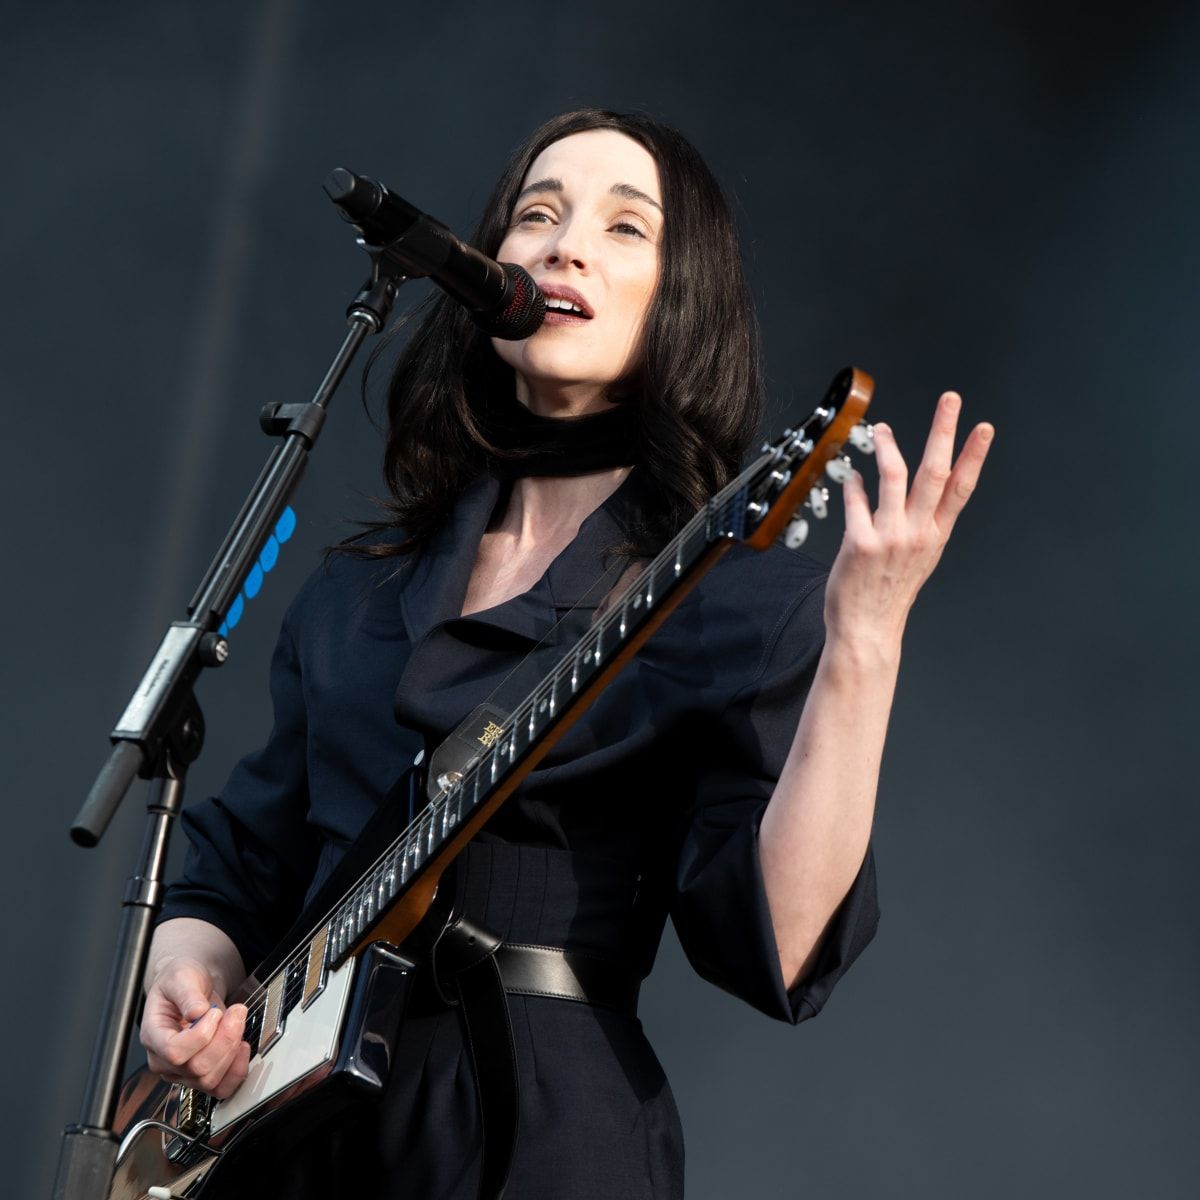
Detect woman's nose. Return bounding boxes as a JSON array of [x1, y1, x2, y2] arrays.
[[542, 224, 588, 271]]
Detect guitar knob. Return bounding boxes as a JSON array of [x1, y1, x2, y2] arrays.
[[808, 486, 829, 520], [848, 422, 875, 454], [784, 515, 809, 549], [825, 455, 854, 484]]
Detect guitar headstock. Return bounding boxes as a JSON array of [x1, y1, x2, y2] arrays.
[[744, 366, 875, 551]]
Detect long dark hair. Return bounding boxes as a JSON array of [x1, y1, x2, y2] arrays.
[[351, 107, 763, 558]]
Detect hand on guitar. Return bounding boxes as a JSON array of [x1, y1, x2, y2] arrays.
[[140, 955, 250, 1100], [824, 390, 994, 651]]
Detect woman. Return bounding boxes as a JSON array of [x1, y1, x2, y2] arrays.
[[140, 108, 993, 1197]]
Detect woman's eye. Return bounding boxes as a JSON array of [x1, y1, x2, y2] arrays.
[[612, 221, 646, 238], [516, 210, 552, 225]]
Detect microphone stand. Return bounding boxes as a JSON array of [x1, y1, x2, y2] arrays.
[[52, 241, 407, 1200]]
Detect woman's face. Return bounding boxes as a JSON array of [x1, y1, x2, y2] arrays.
[[492, 128, 663, 415]]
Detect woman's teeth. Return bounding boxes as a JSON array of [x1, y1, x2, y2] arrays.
[[545, 298, 587, 315]]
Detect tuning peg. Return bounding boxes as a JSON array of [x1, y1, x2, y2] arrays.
[[825, 455, 854, 484], [784, 515, 809, 549], [848, 422, 875, 454], [808, 486, 829, 519]]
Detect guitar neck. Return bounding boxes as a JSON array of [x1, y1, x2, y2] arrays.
[[231, 369, 872, 1038], [321, 449, 776, 958]]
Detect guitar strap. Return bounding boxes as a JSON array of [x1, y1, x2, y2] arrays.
[[432, 912, 520, 1200]]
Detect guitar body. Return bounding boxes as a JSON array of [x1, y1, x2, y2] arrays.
[[111, 941, 414, 1199]]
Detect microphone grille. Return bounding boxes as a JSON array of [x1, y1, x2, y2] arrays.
[[474, 264, 546, 340]]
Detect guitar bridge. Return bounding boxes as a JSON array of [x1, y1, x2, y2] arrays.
[[165, 1087, 213, 1165]]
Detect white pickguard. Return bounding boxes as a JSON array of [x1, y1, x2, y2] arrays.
[[209, 957, 357, 1135]]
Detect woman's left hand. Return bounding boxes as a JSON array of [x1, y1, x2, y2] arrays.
[[823, 391, 994, 651]]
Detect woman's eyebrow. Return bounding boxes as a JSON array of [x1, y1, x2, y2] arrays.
[[514, 177, 663, 215], [609, 182, 663, 214], [515, 177, 562, 204]]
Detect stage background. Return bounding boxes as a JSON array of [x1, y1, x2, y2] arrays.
[[4, 2, 1196, 1195]]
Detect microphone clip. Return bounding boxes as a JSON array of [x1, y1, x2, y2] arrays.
[[346, 241, 407, 332]]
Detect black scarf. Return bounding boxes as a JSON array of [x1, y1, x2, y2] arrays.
[[480, 390, 639, 478]]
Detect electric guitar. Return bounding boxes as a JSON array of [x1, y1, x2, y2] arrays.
[[107, 366, 874, 1199]]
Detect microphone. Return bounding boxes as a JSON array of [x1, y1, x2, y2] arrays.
[[323, 167, 545, 340]]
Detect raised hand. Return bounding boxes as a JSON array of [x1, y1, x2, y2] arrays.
[[824, 391, 994, 651]]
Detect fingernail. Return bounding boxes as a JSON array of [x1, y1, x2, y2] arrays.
[[980, 424, 994, 443], [874, 422, 890, 436]]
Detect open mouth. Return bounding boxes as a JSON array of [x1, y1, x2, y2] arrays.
[[539, 284, 595, 322]]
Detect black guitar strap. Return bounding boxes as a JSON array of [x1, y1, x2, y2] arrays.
[[433, 912, 520, 1200]]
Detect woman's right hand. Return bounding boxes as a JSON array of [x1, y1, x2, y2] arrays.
[[139, 957, 250, 1099]]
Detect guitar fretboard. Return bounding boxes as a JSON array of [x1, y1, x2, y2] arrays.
[[231, 393, 854, 1036]]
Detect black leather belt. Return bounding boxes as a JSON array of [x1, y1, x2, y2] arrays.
[[495, 943, 641, 1016]]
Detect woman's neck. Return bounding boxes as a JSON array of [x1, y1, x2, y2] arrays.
[[491, 467, 632, 547], [515, 373, 618, 418]]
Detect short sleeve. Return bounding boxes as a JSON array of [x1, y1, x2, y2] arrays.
[[671, 579, 881, 1024], [157, 612, 320, 972]]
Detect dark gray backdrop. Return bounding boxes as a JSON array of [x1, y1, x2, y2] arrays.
[[4, 2, 1196, 1196]]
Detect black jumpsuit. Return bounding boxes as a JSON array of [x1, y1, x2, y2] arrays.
[[158, 468, 880, 1198]]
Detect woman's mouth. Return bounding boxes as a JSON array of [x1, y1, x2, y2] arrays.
[[538, 285, 595, 326]]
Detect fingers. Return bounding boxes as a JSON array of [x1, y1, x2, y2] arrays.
[[181, 1004, 249, 1095], [841, 468, 875, 545], [907, 392, 961, 525], [935, 420, 994, 531], [145, 1004, 250, 1096], [211, 1039, 253, 1100], [871, 422, 908, 525], [141, 995, 221, 1069], [140, 958, 251, 1097]]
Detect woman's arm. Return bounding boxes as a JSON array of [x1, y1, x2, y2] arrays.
[[759, 391, 994, 988]]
